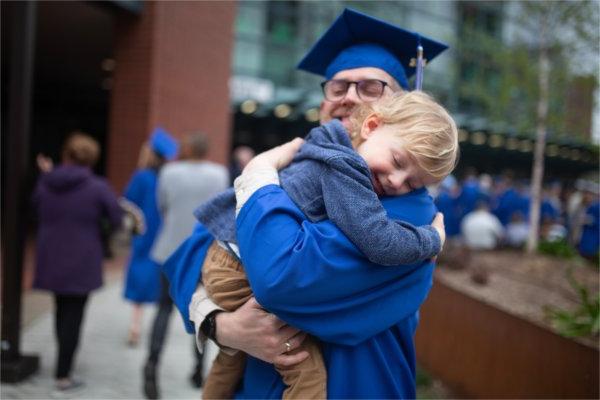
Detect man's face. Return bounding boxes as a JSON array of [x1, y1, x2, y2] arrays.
[[319, 67, 401, 130]]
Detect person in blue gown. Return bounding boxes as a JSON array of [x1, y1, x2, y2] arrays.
[[578, 187, 599, 260], [493, 176, 524, 226], [164, 8, 450, 398], [457, 168, 481, 221], [122, 128, 178, 346], [435, 175, 461, 238]]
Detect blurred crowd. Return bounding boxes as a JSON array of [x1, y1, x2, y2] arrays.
[[432, 167, 600, 259]]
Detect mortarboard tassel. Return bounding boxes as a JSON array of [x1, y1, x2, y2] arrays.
[[415, 40, 425, 91]]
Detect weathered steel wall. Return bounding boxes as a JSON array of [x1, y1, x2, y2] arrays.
[[416, 280, 599, 399]]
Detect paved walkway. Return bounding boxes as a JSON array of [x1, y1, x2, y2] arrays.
[[1, 270, 218, 399]]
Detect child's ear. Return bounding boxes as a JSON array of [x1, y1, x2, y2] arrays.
[[360, 114, 381, 140]]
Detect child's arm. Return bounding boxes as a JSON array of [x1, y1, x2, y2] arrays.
[[322, 157, 442, 266]]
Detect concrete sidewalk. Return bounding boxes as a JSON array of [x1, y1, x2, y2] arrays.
[[1, 273, 218, 399]]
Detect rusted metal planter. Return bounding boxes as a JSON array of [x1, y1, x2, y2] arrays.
[[415, 280, 599, 399]]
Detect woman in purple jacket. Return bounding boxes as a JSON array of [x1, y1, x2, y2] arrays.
[[32, 132, 123, 394]]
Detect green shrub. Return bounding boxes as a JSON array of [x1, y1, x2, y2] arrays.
[[538, 239, 578, 259], [545, 268, 600, 338]]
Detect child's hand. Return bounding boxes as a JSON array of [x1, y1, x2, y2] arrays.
[[244, 137, 305, 173], [432, 212, 446, 251], [36, 153, 53, 173]]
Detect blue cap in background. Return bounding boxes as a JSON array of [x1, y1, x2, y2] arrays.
[[150, 127, 178, 160], [297, 8, 449, 90]]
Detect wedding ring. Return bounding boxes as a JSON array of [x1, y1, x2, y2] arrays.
[[284, 341, 291, 353]]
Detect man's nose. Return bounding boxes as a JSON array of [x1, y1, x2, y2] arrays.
[[340, 84, 361, 106]]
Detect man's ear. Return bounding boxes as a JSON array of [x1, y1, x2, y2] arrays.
[[360, 114, 381, 140]]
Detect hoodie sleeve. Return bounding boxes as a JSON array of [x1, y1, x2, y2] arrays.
[[321, 156, 441, 266]]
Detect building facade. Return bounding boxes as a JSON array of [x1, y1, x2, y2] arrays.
[[229, 1, 598, 178]]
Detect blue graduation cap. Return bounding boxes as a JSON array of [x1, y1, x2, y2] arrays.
[[150, 127, 178, 160], [297, 8, 448, 90]]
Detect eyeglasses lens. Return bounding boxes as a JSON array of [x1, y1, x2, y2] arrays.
[[357, 80, 385, 100], [324, 81, 349, 101], [323, 80, 385, 101]]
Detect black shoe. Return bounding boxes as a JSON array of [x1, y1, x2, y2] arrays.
[[143, 362, 159, 399], [189, 367, 203, 388]]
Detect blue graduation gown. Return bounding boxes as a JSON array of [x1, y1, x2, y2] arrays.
[[493, 187, 527, 226], [579, 201, 599, 257], [435, 191, 460, 237], [123, 169, 162, 303], [163, 185, 437, 398], [540, 198, 559, 222], [457, 178, 480, 218]]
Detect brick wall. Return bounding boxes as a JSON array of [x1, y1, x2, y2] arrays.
[[107, 1, 236, 191]]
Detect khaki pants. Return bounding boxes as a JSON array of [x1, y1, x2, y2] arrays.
[[201, 242, 327, 399]]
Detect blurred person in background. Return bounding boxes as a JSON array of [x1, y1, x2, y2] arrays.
[[461, 198, 504, 250], [478, 173, 493, 201], [493, 174, 527, 226], [505, 211, 529, 248], [541, 215, 568, 243], [122, 128, 178, 347], [540, 184, 560, 223], [435, 175, 461, 239], [31, 132, 123, 395], [490, 172, 511, 224], [143, 132, 229, 399], [576, 182, 599, 260], [567, 179, 591, 246], [228, 145, 255, 185], [457, 167, 482, 220]]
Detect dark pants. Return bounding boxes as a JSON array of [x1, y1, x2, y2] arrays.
[[54, 293, 89, 379], [147, 275, 204, 370]]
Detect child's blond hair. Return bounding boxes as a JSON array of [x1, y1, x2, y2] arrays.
[[349, 91, 459, 180]]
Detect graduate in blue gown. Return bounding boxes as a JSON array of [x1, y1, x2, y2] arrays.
[[163, 8, 450, 398], [457, 169, 481, 220], [577, 197, 600, 263], [493, 177, 525, 226], [123, 128, 178, 345], [435, 175, 461, 238]]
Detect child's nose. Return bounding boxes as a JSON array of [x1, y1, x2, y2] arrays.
[[388, 172, 410, 194]]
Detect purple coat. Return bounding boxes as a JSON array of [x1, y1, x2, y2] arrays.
[[32, 165, 123, 294]]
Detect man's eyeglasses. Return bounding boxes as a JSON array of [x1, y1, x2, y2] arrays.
[[320, 79, 390, 102]]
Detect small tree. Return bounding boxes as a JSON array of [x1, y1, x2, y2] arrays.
[[509, 1, 599, 253]]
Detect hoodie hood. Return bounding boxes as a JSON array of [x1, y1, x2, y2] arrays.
[[42, 165, 92, 192]]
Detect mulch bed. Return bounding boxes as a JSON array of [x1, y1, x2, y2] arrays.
[[436, 245, 599, 349]]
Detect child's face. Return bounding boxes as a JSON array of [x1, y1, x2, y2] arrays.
[[355, 117, 439, 196]]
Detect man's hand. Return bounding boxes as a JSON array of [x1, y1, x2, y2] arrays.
[[432, 212, 446, 251], [244, 137, 304, 173], [215, 297, 309, 367]]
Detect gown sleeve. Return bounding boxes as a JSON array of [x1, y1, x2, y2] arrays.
[[237, 184, 437, 345], [161, 223, 214, 333]]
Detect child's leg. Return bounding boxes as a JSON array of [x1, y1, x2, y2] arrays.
[[202, 350, 246, 399], [202, 242, 253, 310], [201, 242, 253, 399], [275, 335, 327, 399]]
